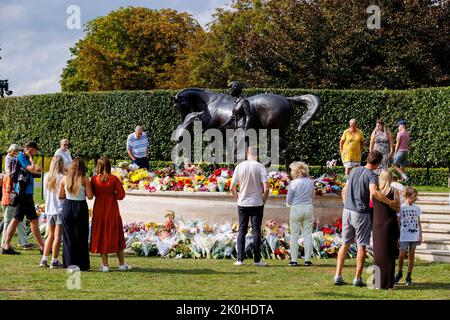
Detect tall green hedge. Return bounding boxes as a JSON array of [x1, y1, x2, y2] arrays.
[[0, 87, 448, 168]]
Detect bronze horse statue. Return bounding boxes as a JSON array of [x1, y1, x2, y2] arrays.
[[172, 88, 320, 171]]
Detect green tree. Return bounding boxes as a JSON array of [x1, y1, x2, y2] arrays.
[[187, 0, 450, 89], [61, 7, 204, 91]]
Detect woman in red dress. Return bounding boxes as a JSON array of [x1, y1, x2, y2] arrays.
[[90, 158, 130, 272]]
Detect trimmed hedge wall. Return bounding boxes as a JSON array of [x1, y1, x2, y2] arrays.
[[0, 87, 449, 169]]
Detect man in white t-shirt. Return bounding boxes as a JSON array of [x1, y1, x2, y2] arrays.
[[230, 146, 269, 266]]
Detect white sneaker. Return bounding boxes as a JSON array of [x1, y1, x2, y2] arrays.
[[100, 265, 109, 272], [119, 264, 132, 271], [233, 261, 244, 266], [254, 261, 267, 267]]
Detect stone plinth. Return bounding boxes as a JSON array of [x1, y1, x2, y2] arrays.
[[88, 191, 343, 225]]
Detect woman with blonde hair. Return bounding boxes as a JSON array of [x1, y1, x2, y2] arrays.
[[372, 169, 400, 289], [40, 156, 65, 268], [90, 158, 129, 272], [59, 158, 93, 271], [286, 161, 315, 266]]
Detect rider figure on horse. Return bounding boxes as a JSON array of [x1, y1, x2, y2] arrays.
[[221, 81, 254, 131]]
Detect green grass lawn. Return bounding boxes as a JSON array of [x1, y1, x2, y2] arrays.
[[0, 249, 449, 300], [414, 186, 449, 193]]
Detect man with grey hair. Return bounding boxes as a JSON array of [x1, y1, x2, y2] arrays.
[[230, 146, 269, 266], [54, 139, 72, 173], [127, 126, 150, 170]]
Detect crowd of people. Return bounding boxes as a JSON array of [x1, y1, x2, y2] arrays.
[[340, 118, 410, 181], [0, 140, 130, 272], [232, 119, 419, 290], [0, 120, 422, 289]]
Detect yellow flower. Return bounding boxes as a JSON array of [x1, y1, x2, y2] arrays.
[[195, 175, 205, 183]]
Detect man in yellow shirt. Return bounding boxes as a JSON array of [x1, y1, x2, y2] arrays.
[[340, 119, 365, 176]]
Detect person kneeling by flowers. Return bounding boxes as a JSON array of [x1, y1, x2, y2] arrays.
[[286, 162, 315, 267]]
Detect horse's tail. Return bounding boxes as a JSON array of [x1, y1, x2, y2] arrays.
[[286, 94, 321, 131]]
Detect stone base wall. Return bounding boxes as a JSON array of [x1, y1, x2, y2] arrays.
[[87, 191, 344, 225]]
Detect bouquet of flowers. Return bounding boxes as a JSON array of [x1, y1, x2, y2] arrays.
[[129, 168, 149, 183], [208, 168, 233, 192], [314, 173, 345, 196], [267, 171, 290, 195]]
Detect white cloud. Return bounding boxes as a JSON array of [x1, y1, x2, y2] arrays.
[[0, 0, 230, 96], [29, 75, 60, 94], [0, 4, 26, 22]]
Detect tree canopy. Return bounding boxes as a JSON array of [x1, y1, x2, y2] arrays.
[[61, 1, 450, 91], [60, 7, 204, 91]]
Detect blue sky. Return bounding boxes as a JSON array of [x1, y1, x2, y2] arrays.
[[0, 0, 231, 96]]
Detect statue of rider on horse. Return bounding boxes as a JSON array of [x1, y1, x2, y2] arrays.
[[219, 81, 254, 131], [172, 82, 321, 171]]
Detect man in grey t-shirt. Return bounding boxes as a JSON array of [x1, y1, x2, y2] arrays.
[[334, 151, 400, 287], [230, 146, 269, 266]]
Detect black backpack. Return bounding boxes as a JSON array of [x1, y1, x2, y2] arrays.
[[9, 156, 28, 197]]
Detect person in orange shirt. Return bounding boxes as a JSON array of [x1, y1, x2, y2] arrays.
[[1, 144, 36, 250]]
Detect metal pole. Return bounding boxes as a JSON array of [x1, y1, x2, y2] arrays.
[[41, 156, 44, 200]]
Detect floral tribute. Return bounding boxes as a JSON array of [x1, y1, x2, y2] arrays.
[[112, 161, 235, 193], [112, 161, 346, 196], [267, 172, 290, 195], [123, 213, 367, 260]]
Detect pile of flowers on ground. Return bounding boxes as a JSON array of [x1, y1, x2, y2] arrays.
[[124, 213, 368, 260]]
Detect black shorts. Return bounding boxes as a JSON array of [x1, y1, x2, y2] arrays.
[[13, 195, 38, 222]]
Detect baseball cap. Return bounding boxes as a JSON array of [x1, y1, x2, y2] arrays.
[[26, 140, 40, 150], [396, 120, 407, 126]]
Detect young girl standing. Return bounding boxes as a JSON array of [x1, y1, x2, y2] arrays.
[[40, 156, 65, 268], [395, 187, 422, 286]]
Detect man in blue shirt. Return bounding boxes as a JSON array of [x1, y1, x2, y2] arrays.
[[127, 126, 150, 170], [2, 141, 45, 255]]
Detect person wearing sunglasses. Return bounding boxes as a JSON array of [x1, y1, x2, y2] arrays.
[[54, 139, 73, 173]]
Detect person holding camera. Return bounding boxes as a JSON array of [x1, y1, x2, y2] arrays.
[[54, 139, 73, 173], [1, 144, 36, 250], [1, 141, 45, 255]]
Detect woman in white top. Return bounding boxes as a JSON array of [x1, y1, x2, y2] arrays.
[[54, 139, 72, 173], [286, 162, 315, 266], [40, 156, 65, 268]]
